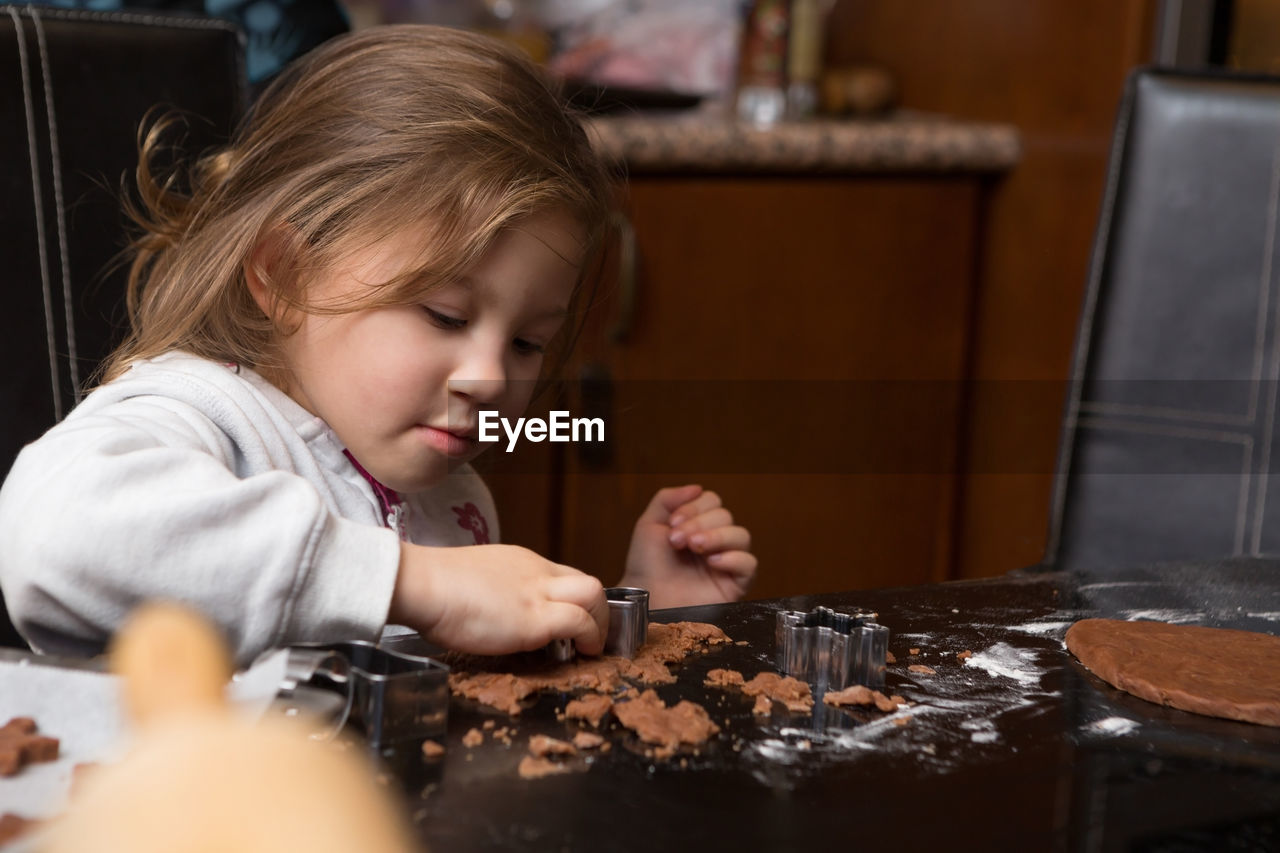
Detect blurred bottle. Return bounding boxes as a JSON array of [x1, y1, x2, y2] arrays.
[[785, 0, 832, 119], [734, 0, 790, 126], [477, 0, 551, 63]]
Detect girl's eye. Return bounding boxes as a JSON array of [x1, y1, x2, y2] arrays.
[[425, 308, 466, 330], [514, 338, 545, 356]]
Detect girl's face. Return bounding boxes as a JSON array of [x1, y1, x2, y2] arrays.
[[276, 209, 584, 493]]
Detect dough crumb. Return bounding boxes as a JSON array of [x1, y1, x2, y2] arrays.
[[822, 684, 875, 707], [741, 673, 814, 713], [704, 668, 746, 688], [461, 728, 484, 748], [752, 695, 772, 716], [572, 731, 606, 750], [0, 814, 37, 845], [482, 719, 496, 730], [518, 755, 572, 779], [908, 648, 920, 656], [822, 685, 903, 713], [564, 693, 614, 728], [613, 689, 720, 759], [528, 734, 576, 758], [421, 740, 445, 761], [956, 650, 973, 661], [908, 664, 936, 675], [0, 718, 59, 777], [885, 651, 897, 664], [872, 692, 899, 713]]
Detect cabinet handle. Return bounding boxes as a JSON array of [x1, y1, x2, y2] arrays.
[[609, 211, 637, 343]]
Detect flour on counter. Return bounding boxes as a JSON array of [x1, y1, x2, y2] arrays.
[[1085, 716, 1140, 736], [1005, 621, 1073, 638], [1247, 612, 1280, 622], [741, 635, 1063, 782], [1077, 581, 1159, 591], [1122, 609, 1206, 624], [961, 716, 1001, 744], [962, 643, 1046, 687]]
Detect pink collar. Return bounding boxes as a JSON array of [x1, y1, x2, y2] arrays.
[[342, 450, 402, 522]]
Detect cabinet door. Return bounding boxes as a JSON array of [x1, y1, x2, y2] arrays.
[[557, 176, 984, 598]]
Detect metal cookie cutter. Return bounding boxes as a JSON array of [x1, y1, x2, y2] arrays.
[[285, 640, 450, 751], [546, 586, 650, 661], [776, 606, 889, 690]]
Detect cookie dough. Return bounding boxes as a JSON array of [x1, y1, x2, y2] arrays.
[[822, 684, 905, 712], [572, 731, 606, 750], [612, 689, 720, 759], [703, 668, 745, 688], [564, 693, 614, 728], [704, 669, 814, 713], [517, 755, 571, 779], [448, 622, 732, 715], [0, 814, 36, 844], [1065, 618, 1280, 726], [527, 734, 576, 759], [0, 718, 58, 777]]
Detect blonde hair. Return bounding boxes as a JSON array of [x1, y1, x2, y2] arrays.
[[99, 24, 613, 385]]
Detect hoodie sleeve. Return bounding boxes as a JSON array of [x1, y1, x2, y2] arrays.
[[0, 395, 401, 665]]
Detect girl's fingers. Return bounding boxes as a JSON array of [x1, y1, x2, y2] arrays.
[[669, 507, 733, 547], [705, 550, 758, 582], [668, 490, 721, 528], [542, 600, 606, 656], [544, 572, 608, 644], [639, 485, 704, 525], [685, 524, 751, 555]]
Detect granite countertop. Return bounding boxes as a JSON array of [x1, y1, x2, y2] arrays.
[[585, 109, 1021, 175]]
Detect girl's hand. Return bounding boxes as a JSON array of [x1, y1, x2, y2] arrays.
[[390, 542, 608, 656], [619, 485, 756, 609]]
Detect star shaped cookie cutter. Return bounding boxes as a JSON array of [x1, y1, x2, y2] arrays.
[[775, 606, 889, 690]]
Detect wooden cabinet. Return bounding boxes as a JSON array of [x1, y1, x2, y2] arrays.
[[482, 120, 1016, 599]]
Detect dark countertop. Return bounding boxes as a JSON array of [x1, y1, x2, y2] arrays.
[[398, 558, 1280, 851], [584, 110, 1022, 175]]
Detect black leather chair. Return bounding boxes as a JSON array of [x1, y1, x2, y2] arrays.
[[0, 5, 247, 646], [1045, 67, 1280, 573]]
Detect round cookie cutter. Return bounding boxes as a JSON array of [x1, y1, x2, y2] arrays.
[[546, 586, 650, 661]]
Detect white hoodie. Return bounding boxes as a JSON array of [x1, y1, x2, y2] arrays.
[[0, 352, 498, 665]]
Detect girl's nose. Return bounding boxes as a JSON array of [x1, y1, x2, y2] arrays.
[[447, 345, 507, 404]]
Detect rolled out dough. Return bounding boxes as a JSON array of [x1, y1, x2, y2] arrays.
[[1065, 618, 1280, 726]]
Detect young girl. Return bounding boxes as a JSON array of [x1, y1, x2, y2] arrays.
[[0, 25, 755, 665]]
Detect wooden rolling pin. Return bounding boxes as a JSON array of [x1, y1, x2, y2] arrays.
[[43, 603, 419, 853]]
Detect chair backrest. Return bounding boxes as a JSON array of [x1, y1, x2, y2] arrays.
[[0, 5, 246, 645], [1046, 67, 1280, 573]]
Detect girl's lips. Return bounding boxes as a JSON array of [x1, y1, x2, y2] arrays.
[[419, 425, 476, 457]]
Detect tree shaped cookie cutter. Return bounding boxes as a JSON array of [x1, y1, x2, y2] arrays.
[[776, 606, 889, 690]]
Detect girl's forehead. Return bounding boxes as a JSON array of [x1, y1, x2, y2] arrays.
[[509, 209, 589, 263]]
